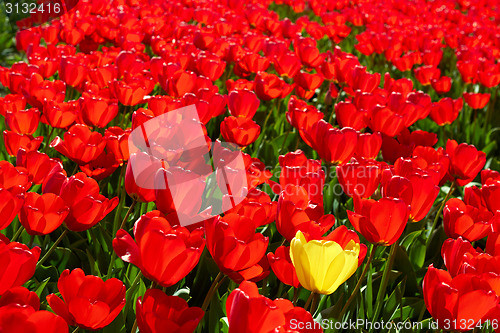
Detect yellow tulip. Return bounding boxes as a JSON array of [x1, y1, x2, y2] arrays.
[[290, 230, 360, 295]]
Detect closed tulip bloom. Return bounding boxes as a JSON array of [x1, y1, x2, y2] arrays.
[[430, 97, 463, 126], [113, 211, 205, 287], [446, 140, 486, 186], [19, 192, 69, 236], [205, 214, 268, 280], [220, 116, 261, 147], [43, 172, 118, 232], [3, 131, 43, 156], [423, 265, 498, 331], [348, 194, 410, 246], [0, 235, 40, 296], [463, 92, 490, 109], [50, 124, 106, 165], [0, 186, 24, 231], [47, 268, 126, 331], [16, 148, 64, 185], [431, 76, 452, 94], [80, 93, 119, 128], [267, 246, 300, 288], [5, 108, 40, 135], [136, 289, 204, 333], [290, 231, 360, 295], [443, 198, 492, 242], [228, 89, 260, 119]]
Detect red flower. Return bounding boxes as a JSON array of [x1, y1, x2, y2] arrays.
[[16, 148, 64, 185], [220, 116, 261, 147], [356, 132, 382, 160], [463, 92, 490, 109], [42, 100, 78, 129], [226, 281, 320, 333], [5, 108, 40, 135], [0, 287, 67, 333], [443, 198, 492, 242], [104, 127, 131, 165], [0, 234, 40, 296], [59, 56, 88, 88], [3, 131, 43, 156], [47, 268, 126, 331], [50, 124, 106, 165], [303, 120, 358, 166], [254, 72, 291, 101], [228, 89, 260, 119], [431, 76, 452, 94], [276, 185, 334, 241], [348, 194, 409, 246], [80, 93, 119, 128], [429, 97, 463, 126], [205, 214, 269, 282], [445, 140, 486, 186], [113, 211, 205, 287], [267, 246, 300, 288], [19, 192, 69, 236], [337, 158, 383, 198], [136, 289, 204, 333], [423, 265, 498, 331], [43, 172, 118, 232], [382, 173, 439, 222]]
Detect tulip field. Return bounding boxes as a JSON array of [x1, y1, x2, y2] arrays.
[[2, 0, 500, 331]]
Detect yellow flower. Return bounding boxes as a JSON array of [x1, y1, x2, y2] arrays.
[[290, 231, 360, 295]]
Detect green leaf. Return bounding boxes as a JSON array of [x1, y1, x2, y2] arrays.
[[409, 235, 426, 270], [34, 277, 51, 298]]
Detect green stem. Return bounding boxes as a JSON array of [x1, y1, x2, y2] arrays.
[[71, 327, 80, 333], [338, 244, 377, 320], [11, 225, 25, 242], [130, 319, 138, 333], [304, 291, 315, 311], [425, 182, 455, 248], [119, 200, 137, 231], [371, 243, 397, 327], [36, 229, 68, 268], [201, 272, 226, 312], [44, 126, 55, 153]]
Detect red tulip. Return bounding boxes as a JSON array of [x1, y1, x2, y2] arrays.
[[429, 97, 463, 126], [43, 172, 118, 232], [226, 281, 319, 333], [348, 194, 409, 246], [80, 93, 119, 128], [423, 265, 498, 331], [50, 124, 106, 165], [47, 268, 126, 330], [414, 65, 440, 86], [355, 132, 382, 159], [5, 108, 40, 135], [59, 56, 88, 88], [443, 198, 492, 242], [104, 127, 131, 165], [463, 92, 491, 109], [303, 120, 358, 166], [278, 150, 325, 205], [335, 101, 368, 131], [220, 116, 261, 147], [446, 140, 486, 186], [254, 72, 290, 101], [0, 234, 40, 296], [0, 187, 25, 231], [383, 173, 439, 222], [3, 131, 43, 157], [0, 93, 26, 117], [205, 214, 269, 282], [431, 76, 452, 94], [136, 289, 204, 333], [267, 246, 300, 288], [276, 185, 334, 241], [0, 287, 67, 333], [124, 152, 159, 203], [19, 192, 69, 236], [42, 100, 78, 129], [16, 149, 64, 185], [228, 89, 260, 119], [113, 211, 205, 287], [337, 158, 383, 198]]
